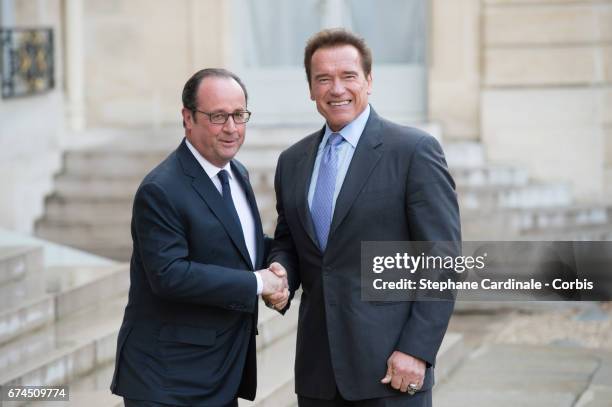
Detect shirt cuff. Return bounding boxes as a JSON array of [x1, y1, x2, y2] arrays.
[[254, 271, 263, 295]]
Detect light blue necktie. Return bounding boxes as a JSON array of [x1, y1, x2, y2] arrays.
[[311, 132, 344, 251]]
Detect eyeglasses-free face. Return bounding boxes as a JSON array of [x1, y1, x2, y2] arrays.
[[309, 45, 372, 132]]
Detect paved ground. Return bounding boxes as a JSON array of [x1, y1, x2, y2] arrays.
[[434, 303, 612, 407]]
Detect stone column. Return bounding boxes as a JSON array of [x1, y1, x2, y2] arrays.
[[428, 0, 482, 141], [64, 0, 85, 131]]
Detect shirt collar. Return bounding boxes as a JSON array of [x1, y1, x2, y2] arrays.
[[185, 138, 233, 180], [322, 104, 371, 149]]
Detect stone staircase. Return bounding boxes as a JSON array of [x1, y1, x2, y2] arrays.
[[35, 128, 612, 263], [0, 242, 127, 407], [0, 235, 302, 406], [443, 143, 612, 241], [0, 236, 464, 407]]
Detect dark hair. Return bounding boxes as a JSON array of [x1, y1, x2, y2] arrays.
[[304, 28, 372, 88], [181, 68, 248, 127]]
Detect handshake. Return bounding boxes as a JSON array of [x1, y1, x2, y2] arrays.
[[258, 262, 289, 311]]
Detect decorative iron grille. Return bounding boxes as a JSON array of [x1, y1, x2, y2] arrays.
[[1, 27, 54, 99]]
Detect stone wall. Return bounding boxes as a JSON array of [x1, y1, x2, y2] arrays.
[[429, 0, 482, 141], [429, 0, 611, 201], [0, 0, 64, 232], [82, 0, 228, 127], [480, 0, 611, 200]]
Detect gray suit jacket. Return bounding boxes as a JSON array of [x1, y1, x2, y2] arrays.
[[269, 108, 461, 401]]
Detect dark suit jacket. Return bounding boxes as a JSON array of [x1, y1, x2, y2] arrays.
[[269, 108, 461, 401], [110, 139, 264, 406]]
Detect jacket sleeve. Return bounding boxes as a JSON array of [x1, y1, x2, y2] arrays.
[[133, 181, 258, 313], [395, 135, 461, 366], [268, 152, 301, 310]]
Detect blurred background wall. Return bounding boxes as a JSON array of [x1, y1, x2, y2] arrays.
[[1, 0, 610, 237]]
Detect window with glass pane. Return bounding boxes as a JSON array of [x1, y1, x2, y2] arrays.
[[238, 0, 427, 67]]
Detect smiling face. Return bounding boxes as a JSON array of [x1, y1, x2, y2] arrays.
[[308, 45, 372, 132], [182, 76, 246, 167]]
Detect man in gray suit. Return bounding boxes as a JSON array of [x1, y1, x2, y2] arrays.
[[269, 29, 461, 406]]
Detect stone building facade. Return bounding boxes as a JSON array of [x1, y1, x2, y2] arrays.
[[1, 0, 610, 233]]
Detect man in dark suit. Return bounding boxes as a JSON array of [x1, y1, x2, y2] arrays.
[[269, 29, 461, 406], [110, 68, 288, 407]]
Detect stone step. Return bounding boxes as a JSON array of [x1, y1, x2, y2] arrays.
[[0, 362, 123, 407], [0, 246, 43, 285], [0, 265, 128, 377], [42, 182, 578, 236], [463, 205, 612, 232], [242, 330, 297, 407], [444, 142, 486, 169], [63, 150, 170, 178], [514, 206, 612, 234], [0, 289, 299, 390], [242, 126, 315, 148], [0, 299, 294, 406], [459, 183, 572, 210], [0, 273, 46, 311], [41, 196, 133, 224], [0, 294, 126, 388], [53, 175, 141, 200], [36, 218, 284, 262], [48, 175, 276, 218], [249, 164, 536, 205], [451, 166, 529, 188], [0, 282, 55, 346], [71, 299, 299, 407], [59, 125, 454, 178], [256, 297, 300, 352], [46, 264, 129, 320], [462, 205, 612, 240], [65, 362, 123, 407], [35, 222, 132, 249], [520, 224, 612, 241], [66, 246, 132, 263], [235, 149, 282, 172]]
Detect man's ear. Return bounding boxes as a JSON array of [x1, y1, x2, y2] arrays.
[[182, 107, 194, 129]]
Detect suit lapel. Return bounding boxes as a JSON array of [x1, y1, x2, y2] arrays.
[[231, 161, 262, 270], [295, 128, 325, 249], [329, 111, 384, 239], [177, 140, 254, 270]]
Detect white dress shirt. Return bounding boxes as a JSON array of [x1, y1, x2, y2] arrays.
[[185, 139, 263, 294]]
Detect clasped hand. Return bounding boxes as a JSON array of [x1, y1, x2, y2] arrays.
[[259, 262, 289, 310]]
